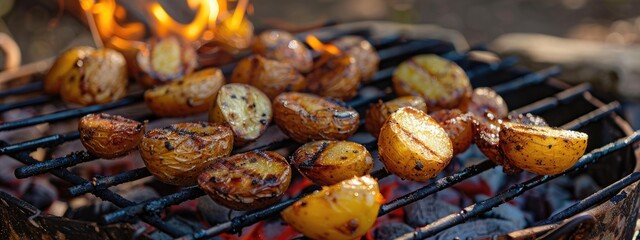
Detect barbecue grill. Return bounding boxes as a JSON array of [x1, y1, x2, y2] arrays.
[[0, 21, 638, 240]]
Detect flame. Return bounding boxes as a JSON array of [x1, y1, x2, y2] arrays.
[[80, 0, 145, 50], [305, 35, 341, 55], [150, 0, 219, 41]]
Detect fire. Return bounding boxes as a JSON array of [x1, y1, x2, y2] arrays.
[[80, 0, 145, 50], [149, 0, 220, 42], [305, 35, 341, 55]]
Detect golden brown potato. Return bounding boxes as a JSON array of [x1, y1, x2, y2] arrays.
[[461, 87, 509, 119], [198, 151, 291, 211], [365, 96, 427, 138], [500, 122, 588, 175], [306, 54, 361, 100], [60, 48, 128, 106], [213, 16, 254, 54], [331, 36, 380, 81], [209, 83, 272, 146], [253, 30, 313, 73], [78, 113, 144, 159], [144, 68, 225, 117], [292, 140, 373, 186], [281, 175, 383, 240], [392, 54, 472, 112], [139, 122, 233, 186], [230, 55, 305, 99], [45, 46, 95, 94], [135, 36, 198, 87], [378, 107, 453, 181], [273, 92, 359, 143], [430, 109, 475, 155]]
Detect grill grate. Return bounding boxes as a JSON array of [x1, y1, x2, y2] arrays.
[[0, 26, 637, 240]]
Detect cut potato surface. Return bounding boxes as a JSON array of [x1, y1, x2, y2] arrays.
[[365, 96, 427, 139], [292, 140, 373, 185]]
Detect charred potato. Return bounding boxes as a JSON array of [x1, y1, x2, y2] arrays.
[[332, 36, 380, 81], [230, 55, 305, 99], [209, 84, 272, 146], [273, 92, 359, 143], [145, 68, 225, 117], [140, 122, 233, 186], [365, 96, 427, 138], [500, 122, 588, 175], [392, 54, 472, 112], [378, 107, 453, 181], [60, 48, 128, 106], [45, 46, 94, 94], [253, 30, 313, 73], [135, 36, 198, 87], [281, 175, 383, 240], [79, 113, 145, 159], [306, 54, 361, 101], [198, 151, 291, 211], [430, 109, 475, 155], [292, 140, 373, 186], [461, 87, 509, 119]]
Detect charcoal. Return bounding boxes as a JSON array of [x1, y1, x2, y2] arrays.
[[18, 178, 57, 210], [196, 196, 245, 225], [475, 194, 527, 228], [433, 219, 519, 240], [64, 187, 159, 222], [404, 195, 461, 227], [149, 215, 221, 240], [373, 222, 414, 240], [574, 174, 601, 199]]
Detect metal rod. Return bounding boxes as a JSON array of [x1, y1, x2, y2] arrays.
[[68, 167, 151, 196], [0, 81, 43, 98], [0, 131, 80, 154], [492, 66, 563, 95], [561, 101, 620, 130], [0, 95, 55, 112], [15, 151, 98, 178], [512, 83, 591, 114]]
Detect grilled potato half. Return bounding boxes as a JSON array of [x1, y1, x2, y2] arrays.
[[292, 140, 374, 186], [59, 48, 128, 106], [198, 151, 291, 211], [273, 92, 360, 143], [140, 122, 233, 186], [230, 55, 305, 100], [306, 54, 361, 100], [45, 46, 94, 94], [209, 84, 272, 146], [332, 36, 380, 81], [365, 96, 427, 138], [431, 109, 475, 155], [213, 16, 254, 53], [500, 122, 588, 175], [392, 54, 472, 112], [281, 175, 383, 240], [145, 68, 225, 117], [461, 87, 509, 119], [253, 30, 313, 73], [79, 113, 145, 159], [134, 36, 198, 87], [378, 107, 453, 181]]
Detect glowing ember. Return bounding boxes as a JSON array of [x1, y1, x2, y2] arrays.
[[305, 35, 341, 55]]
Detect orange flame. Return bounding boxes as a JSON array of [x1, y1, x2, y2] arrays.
[[80, 0, 145, 50], [305, 35, 341, 55], [150, 0, 219, 41]]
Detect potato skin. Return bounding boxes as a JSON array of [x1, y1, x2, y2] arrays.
[[365, 96, 427, 138], [273, 92, 360, 143], [292, 140, 373, 186], [461, 87, 509, 119], [378, 107, 453, 181], [79, 113, 145, 159], [253, 30, 313, 73], [139, 122, 233, 186], [213, 16, 254, 53], [208, 83, 272, 146], [198, 151, 291, 211], [306, 54, 361, 101], [392, 54, 472, 112], [145, 68, 225, 117], [60, 48, 128, 106], [430, 109, 475, 155], [230, 55, 305, 100], [331, 36, 380, 81], [281, 175, 383, 240], [500, 122, 588, 175], [135, 36, 198, 87], [45, 46, 95, 94]]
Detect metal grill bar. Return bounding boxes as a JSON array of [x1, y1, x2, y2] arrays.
[[561, 101, 620, 130], [512, 83, 591, 114], [492, 66, 562, 94], [68, 167, 151, 196], [0, 131, 80, 154], [0, 95, 55, 112], [0, 81, 43, 98], [15, 151, 96, 178]]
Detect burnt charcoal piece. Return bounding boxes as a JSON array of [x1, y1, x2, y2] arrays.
[[373, 222, 414, 240], [403, 195, 460, 227], [433, 219, 519, 239], [19, 180, 57, 210], [196, 196, 245, 226]]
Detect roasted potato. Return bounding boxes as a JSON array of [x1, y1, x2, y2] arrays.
[[45, 46, 94, 94], [365, 96, 427, 138], [392, 54, 472, 112], [461, 87, 509, 119], [135, 36, 198, 87], [60, 48, 128, 106], [213, 16, 254, 53], [230, 55, 305, 99], [500, 122, 588, 175], [430, 109, 475, 155], [198, 151, 291, 211], [378, 107, 453, 181], [209, 83, 272, 146], [281, 175, 383, 240], [292, 140, 373, 186], [139, 122, 233, 186], [273, 92, 359, 143], [253, 30, 313, 73], [145, 68, 225, 117], [331, 36, 380, 81], [79, 113, 145, 159], [306, 54, 361, 100]]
